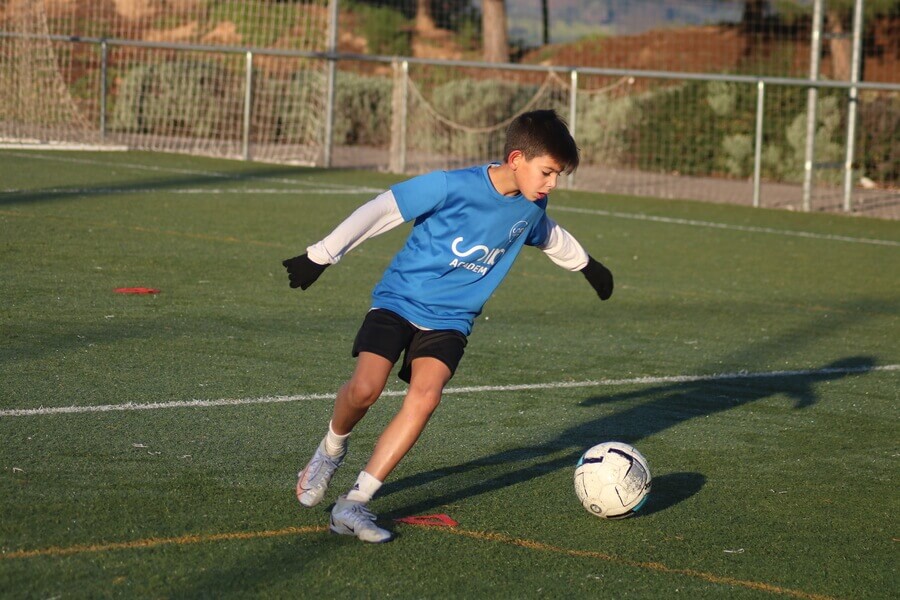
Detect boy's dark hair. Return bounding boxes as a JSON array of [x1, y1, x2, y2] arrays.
[[504, 109, 580, 174]]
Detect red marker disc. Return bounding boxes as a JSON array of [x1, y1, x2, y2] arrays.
[[114, 287, 160, 294]]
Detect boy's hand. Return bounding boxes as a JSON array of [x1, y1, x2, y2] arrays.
[[581, 256, 613, 300], [282, 253, 328, 290]]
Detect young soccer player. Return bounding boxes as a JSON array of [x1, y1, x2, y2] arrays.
[[283, 109, 613, 543]]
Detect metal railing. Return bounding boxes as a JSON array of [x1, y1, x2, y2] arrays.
[[2, 28, 899, 213]]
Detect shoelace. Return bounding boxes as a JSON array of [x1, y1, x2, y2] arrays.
[[344, 503, 377, 528], [300, 453, 338, 491]]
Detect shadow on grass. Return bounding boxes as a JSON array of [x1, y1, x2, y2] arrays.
[[379, 355, 876, 520], [173, 309, 885, 594], [639, 472, 706, 517], [0, 161, 361, 207]]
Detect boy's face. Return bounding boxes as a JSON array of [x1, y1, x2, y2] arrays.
[[510, 152, 564, 201]]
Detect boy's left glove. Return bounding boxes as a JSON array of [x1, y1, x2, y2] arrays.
[[581, 256, 613, 300], [282, 253, 328, 290]]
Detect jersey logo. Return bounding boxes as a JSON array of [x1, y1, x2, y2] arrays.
[[451, 237, 491, 261], [449, 237, 505, 275], [447, 220, 527, 276], [509, 221, 528, 243]]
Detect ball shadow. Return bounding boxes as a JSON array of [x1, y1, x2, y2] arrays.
[[634, 471, 706, 518]]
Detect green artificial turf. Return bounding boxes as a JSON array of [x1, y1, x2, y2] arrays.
[[1, 150, 898, 599]]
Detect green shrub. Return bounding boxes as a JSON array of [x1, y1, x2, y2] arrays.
[[706, 80, 738, 117], [415, 78, 541, 158], [333, 71, 393, 146], [721, 133, 754, 177], [778, 95, 844, 184], [628, 81, 724, 176], [261, 69, 392, 147], [626, 80, 852, 184], [406, 77, 635, 166], [858, 94, 900, 185], [262, 69, 326, 145], [574, 93, 635, 166], [111, 60, 232, 138], [351, 3, 412, 56], [206, 0, 300, 48]]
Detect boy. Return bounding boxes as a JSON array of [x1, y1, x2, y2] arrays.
[[283, 109, 612, 543]]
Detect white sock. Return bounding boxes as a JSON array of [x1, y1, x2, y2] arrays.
[[346, 471, 382, 503], [323, 421, 350, 458]]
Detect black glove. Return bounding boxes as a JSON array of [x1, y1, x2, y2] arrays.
[[282, 253, 328, 290], [581, 256, 613, 301]]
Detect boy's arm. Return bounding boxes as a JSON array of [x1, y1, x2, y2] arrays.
[[282, 190, 404, 290], [537, 218, 614, 301]]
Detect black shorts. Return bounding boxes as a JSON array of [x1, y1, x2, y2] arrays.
[[351, 309, 468, 383]]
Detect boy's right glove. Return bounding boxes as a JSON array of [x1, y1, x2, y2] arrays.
[[581, 256, 614, 300], [282, 253, 328, 290]]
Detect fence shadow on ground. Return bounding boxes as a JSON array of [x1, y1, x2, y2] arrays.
[[0, 160, 362, 208]]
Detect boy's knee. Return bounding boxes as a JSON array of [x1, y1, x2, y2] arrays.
[[405, 385, 443, 415], [343, 379, 383, 409]]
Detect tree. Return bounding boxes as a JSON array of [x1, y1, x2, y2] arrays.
[[737, 0, 769, 67], [822, 0, 899, 80], [825, 7, 853, 81], [821, 0, 898, 80], [482, 0, 509, 63], [740, 0, 767, 33], [415, 0, 436, 33], [541, 0, 549, 45], [771, 0, 899, 80]]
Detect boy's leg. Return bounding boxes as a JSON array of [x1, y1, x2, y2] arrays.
[[363, 356, 452, 481], [331, 351, 394, 435], [330, 356, 451, 543], [346, 327, 465, 494], [296, 351, 393, 507]]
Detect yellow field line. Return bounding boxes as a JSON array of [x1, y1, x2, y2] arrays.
[[1, 525, 326, 560], [443, 528, 838, 600], [2, 523, 838, 600]]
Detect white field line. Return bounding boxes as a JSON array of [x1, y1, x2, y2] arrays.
[[0, 142, 128, 151], [1, 187, 374, 195], [3, 151, 897, 246], [2, 364, 896, 418], [553, 205, 900, 247]]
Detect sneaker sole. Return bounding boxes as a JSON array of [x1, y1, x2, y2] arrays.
[[297, 493, 322, 508], [329, 521, 394, 543], [296, 480, 324, 507]]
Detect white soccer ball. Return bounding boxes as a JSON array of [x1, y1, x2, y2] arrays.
[[574, 442, 652, 519]]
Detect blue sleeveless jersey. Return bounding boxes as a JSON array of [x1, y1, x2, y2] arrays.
[[371, 164, 550, 335]]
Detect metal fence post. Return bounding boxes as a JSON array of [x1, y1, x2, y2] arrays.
[[802, 0, 824, 212], [399, 60, 408, 173], [567, 69, 578, 188], [842, 0, 864, 212], [323, 0, 339, 168], [6, 27, 900, 208], [752, 80, 765, 208], [242, 51, 253, 161], [99, 40, 108, 139], [389, 59, 409, 174]]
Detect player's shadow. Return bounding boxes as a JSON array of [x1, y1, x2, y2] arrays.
[[379, 355, 876, 519]]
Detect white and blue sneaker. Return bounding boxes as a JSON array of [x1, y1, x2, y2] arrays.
[[296, 441, 344, 508], [329, 496, 394, 543]]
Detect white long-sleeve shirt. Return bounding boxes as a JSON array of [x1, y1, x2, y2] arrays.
[[307, 190, 589, 270]]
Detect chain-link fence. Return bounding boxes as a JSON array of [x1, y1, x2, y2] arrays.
[[1, 1, 898, 216], [0, 1, 331, 163]]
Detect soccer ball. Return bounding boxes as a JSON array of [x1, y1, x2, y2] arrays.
[[574, 442, 651, 519]]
